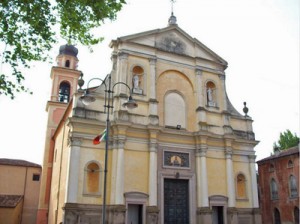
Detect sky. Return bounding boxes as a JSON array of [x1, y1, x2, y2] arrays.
[[0, 0, 299, 166]]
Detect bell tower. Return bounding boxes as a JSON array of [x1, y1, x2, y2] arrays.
[[36, 44, 82, 224], [50, 44, 81, 102]]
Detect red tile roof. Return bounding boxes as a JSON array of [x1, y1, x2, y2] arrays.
[[0, 158, 41, 168], [0, 195, 23, 208], [257, 146, 299, 163]]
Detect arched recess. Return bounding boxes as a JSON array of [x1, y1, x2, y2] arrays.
[[156, 70, 195, 131], [131, 65, 145, 94], [236, 173, 247, 199], [164, 91, 186, 129], [58, 81, 71, 103], [83, 161, 102, 196]]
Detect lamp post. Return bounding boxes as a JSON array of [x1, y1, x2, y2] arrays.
[[80, 73, 138, 224]]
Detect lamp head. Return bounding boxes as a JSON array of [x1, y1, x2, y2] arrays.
[[122, 95, 138, 109], [80, 90, 96, 106]]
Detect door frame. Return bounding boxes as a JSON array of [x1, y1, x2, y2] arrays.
[[124, 192, 148, 224], [158, 172, 196, 224]]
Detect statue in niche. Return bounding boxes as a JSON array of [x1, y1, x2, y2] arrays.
[[132, 74, 143, 94], [207, 88, 213, 102], [207, 88, 216, 106], [133, 74, 139, 89]]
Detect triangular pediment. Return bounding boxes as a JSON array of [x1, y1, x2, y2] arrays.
[[113, 25, 227, 67]]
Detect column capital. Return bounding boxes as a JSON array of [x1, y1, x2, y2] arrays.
[[248, 154, 256, 163], [225, 146, 233, 157], [195, 69, 203, 76], [69, 137, 82, 147], [197, 145, 207, 157], [113, 136, 126, 149], [149, 58, 157, 65], [149, 141, 158, 153], [118, 52, 129, 60], [218, 74, 226, 80]]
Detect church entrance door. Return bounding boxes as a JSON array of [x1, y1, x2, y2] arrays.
[[164, 178, 189, 224]]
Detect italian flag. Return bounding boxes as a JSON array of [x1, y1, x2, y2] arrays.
[[93, 129, 107, 145]]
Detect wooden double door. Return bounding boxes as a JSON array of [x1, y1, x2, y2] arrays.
[[164, 179, 189, 224]]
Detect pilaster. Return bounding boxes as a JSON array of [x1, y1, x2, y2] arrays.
[[195, 69, 207, 126], [225, 142, 236, 208], [249, 155, 259, 208], [148, 130, 158, 206], [66, 137, 82, 203], [196, 136, 209, 207], [116, 52, 129, 94]]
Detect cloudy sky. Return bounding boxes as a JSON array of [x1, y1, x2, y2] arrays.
[[0, 0, 299, 165]]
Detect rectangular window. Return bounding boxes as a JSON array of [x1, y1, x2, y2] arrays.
[[32, 174, 40, 181]]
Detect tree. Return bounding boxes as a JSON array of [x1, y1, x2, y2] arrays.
[[273, 129, 299, 151], [0, 0, 126, 99]]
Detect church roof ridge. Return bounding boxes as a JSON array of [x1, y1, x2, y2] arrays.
[[110, 25, 227, 67]]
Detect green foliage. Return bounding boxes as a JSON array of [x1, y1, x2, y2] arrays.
[[273, 129, 299, 151], [0, 0, 126, 99]]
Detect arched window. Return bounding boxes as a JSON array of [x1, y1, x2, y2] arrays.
[[83, 161, 101, 195], [58, 82, 70, 103], [65, 60, 70, 68], [288, 160, 294, 168], [289, 175, 298, 198], [236, 173, 247, 199], [164, 92, 186, 129], [269, 163, 275, 172], [206, 81, 217, 107], [271, 178, 279, 200], [294, 207, 299, 224], [274, 208, 281, 224]]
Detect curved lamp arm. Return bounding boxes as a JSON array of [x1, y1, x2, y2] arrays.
[[80, 74, 138, 110], [112, 81, 138, 109], [80, 77, 108, 108]]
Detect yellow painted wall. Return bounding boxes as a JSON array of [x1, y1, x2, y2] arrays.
[[206, 157, 227, 196], [48, 122, 70, 224], [124, 150, 149, 193]]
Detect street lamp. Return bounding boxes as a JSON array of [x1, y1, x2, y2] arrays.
[[80, 73, 138, 224]]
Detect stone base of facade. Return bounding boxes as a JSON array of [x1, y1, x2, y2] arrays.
[[63, 203, 159, 224], [62, 203, 260, 224], [146, 206, 159, 224], [234, 207, 262, 224], [197, 207, 213, 223], [197, 207, 261, 224]]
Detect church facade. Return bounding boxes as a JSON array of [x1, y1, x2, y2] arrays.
[[37, 15, 261, 224]]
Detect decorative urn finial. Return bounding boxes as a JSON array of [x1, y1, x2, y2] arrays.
[[243, 102, 249, 117]]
